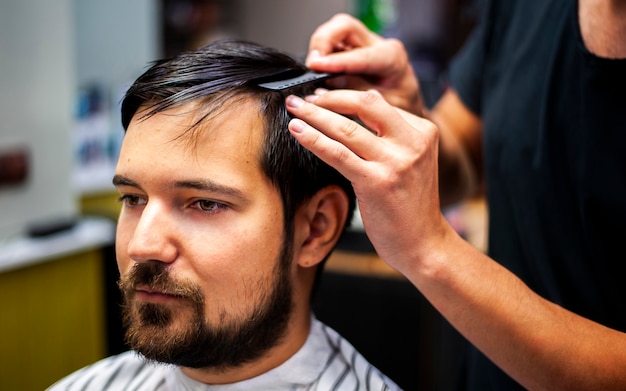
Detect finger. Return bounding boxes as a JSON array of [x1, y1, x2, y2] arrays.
[[286, 93, 385, 161], [287, 117, 370, 183], [324, 74, 377, 91], [303, 89, 414, 141], [308, 14, 375, 57], [311, 90, 441, 168], [307, 46, 382, 74], [308, 41, 413, 93]]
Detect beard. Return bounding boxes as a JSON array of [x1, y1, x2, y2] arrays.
[[117, 238, 294, 370]]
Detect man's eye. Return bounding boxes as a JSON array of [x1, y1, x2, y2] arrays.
[[118, 195, 144, 207], [194, 199, 223, 212]]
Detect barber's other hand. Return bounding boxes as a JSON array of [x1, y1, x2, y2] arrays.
[[307, 13, 425, 116], [286, 89, 452, 274]]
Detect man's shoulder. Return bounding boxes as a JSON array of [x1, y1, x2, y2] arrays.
[[312, 320, 402, 390], [47, 351, 174, 391]]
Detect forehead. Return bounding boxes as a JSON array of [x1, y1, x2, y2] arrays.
[[128, 96, 264, 150], [117, 97, 268, 185]]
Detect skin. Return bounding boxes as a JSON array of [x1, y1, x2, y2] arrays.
[[306, 13, 481, 206], [579, 0, 626, 59], [286, 88, 626, 391], [285, 7, 626, 390], [114, 98, 349, 385]]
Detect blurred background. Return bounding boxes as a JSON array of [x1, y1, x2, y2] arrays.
[[0, 1, 482, 389]]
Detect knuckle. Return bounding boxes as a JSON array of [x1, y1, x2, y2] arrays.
[[334, 144, 350, 164], [360, 90, 382, 107], [340, 118, 361, 139], [332, 13, 353, 23], [386, 38, 406, 52], [383, 38, 411, 69], [307, 130, 322, 149], [423, 121, 440, 143], [375, 168, 401, 192]]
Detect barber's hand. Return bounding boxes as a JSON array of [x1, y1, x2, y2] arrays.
[[286, 89, 452, 274], [307, 13, 425, 116]]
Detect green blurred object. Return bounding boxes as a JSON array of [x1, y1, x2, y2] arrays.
[[356, 0, 395, 34]]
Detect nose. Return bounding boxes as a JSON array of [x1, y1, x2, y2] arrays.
[[126, 200, 178, 264]]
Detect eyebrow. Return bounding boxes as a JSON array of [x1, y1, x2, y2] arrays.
[[112, 174, 249, 202], [113, 174, 141, 189]]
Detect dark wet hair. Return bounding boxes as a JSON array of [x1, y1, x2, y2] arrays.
[[121, 40, 355, 264]]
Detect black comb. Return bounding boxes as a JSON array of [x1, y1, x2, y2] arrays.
[[257, 71, 336, 91]]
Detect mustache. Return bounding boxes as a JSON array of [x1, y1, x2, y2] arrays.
[[118, 262, 203, 302]]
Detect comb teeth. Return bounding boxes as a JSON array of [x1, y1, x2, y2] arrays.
[[257, 71, 335, 91]]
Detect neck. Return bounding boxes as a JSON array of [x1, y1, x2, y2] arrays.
[[579, 0, 626, 58]]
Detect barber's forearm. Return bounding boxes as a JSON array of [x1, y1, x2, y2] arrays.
[[406, 231, 626, 391], [429, 89, 483, 206], [436, 129, 479, 206]]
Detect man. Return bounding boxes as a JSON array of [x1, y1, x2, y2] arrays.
[[285, 1, 626, 389], [49, 40, 400, 390]]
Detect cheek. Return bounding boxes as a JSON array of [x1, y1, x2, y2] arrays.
[[115, 217, 134, 273], [189, 216, 286, 304], [192, 225, 283, 278], [196, 203, 285, 269]]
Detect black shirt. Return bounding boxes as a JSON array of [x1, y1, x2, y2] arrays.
[[449, 0, 626, 388]]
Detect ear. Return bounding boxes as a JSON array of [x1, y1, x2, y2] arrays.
[[295, 185, 350, 268]]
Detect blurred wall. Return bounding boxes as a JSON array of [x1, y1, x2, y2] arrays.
[[0, 1, 160, 239], [0, 0, 77, 240], [72, 0, 159, 194], [74, 0, 159, 141], [235, 0, 353, 58]]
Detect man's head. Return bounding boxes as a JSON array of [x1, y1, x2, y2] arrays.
[[112, 40, 355, 381]]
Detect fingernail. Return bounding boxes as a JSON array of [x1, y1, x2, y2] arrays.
[[315, 88, 329, 95], [305, 94, 318, 103], [289, 118, 306, 134], [286, 95, 305, 108]]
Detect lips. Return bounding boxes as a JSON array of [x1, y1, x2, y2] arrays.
[[118, 263, 204, 306], [135, 284, 184, 303]]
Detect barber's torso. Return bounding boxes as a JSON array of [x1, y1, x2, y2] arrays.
[[449, 0, 626, 388]]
